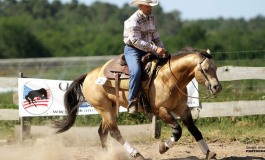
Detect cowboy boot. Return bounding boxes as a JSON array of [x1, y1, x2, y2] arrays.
[[127, 99, 138, 114]]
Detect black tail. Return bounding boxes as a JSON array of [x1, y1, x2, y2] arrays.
[[55, 74, 87, 133]]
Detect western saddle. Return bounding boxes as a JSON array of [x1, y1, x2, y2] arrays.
[[103, 53, 157, 116]]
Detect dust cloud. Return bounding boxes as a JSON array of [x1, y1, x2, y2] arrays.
[[0, 136, 75, 160], [0, 125, 264, 160], [0, 125, 149, 160]]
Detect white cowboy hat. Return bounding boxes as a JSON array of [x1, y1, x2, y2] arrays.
[[131, 0, 159, 6]]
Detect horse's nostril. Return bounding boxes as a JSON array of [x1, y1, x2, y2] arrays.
[[213, 84, 222, 92], [213, 85, 219, 90]]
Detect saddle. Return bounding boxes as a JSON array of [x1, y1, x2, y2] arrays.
[[103, 53, 156, 80], [103, 53, 157, 116]]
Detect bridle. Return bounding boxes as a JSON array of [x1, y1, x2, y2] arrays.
[[198, 56, 212, 91], [168, 53, 213, 99]]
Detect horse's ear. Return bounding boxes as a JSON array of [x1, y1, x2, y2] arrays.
[[206, 49, 211, 55]]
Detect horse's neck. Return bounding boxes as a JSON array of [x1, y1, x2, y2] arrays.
[[161, 54, 198, 89]]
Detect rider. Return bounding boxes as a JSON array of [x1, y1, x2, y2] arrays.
[[124, 0, 167, 114]]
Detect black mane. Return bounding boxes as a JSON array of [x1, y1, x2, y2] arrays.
[[171, 46, 212, 60]]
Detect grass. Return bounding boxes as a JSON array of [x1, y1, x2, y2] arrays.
[[161, 115, 265, 144], [199, 79, 265, 102], [0, 121, 18, 139], [0, 92, 18, 109], [215, 59, 264, 67], [0, 109, 264, 145]]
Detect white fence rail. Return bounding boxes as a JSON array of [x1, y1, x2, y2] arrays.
[[0, 109, 19, 121], [1, 66, 264, 119], [191, 100, 265, 119], [2, 100, 265, 121], [1, 66, 264, 92], [217, 66, 265, 81], [0, 66, 264, 140]]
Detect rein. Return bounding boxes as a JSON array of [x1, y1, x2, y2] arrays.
[[167, 53, 212, 99]]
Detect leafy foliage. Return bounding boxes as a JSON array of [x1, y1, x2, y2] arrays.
[[0, 0, 264, 58]]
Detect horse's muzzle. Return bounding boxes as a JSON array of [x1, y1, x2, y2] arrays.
[[211, 83, 222, 95]]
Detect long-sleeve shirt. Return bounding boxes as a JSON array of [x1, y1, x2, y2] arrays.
[[123, 9, 164, 52]]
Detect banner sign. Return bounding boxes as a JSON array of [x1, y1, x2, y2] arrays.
[[18, 78, 199, 117], [187, 78, 200, 107]]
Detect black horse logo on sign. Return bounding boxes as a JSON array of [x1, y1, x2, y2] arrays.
[[25, 88, 48, 107]]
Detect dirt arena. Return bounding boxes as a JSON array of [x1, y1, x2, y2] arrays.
[[0, 124, 264, 160]]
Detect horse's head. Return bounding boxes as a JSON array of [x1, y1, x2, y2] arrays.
[[194, 50, 222, 95]]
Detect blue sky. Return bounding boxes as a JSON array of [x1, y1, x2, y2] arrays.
[[60, 0, 265, 20]]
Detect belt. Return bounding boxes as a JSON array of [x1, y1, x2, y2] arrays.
[[126, 44, 142, 51], [125, 44, 149, 54], [126, 44, 136, 48]]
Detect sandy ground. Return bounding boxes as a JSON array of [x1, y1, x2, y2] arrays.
[[0, 124, 264, 160]]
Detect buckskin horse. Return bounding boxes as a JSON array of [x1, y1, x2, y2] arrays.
[[56, 47, 222, 160]]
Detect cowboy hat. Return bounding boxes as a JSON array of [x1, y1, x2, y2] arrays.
[[131, 0, 159, 7]]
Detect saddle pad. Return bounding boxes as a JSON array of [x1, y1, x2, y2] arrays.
[[97, 59, 158, 90]]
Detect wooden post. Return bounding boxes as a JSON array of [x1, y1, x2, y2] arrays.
[[20, 117, 25, 141], [151, 115, 161, 139], [19, 72, 31, 141], [20, 117, 31, 141]]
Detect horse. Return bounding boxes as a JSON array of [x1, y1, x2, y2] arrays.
[[25, 88, 48, 107], [55, 47, 222, 160]]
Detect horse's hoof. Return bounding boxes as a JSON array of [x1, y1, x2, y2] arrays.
[[135, 153, 145, 160], [159, 142, 169, 154], [206, 151, 216, 160]]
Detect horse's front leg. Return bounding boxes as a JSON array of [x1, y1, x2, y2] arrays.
[[158, 107, 182, 154], [180, 106, 216, 160]]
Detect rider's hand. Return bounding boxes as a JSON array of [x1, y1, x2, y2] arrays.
[[156, 47, 167, 58]]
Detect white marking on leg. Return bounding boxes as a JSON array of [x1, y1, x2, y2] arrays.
[[123, 141, 138, 157], [198, 139, 209, 155], [165, 137, 175, 148]]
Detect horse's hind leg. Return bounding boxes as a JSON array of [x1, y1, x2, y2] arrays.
[[180, 106, 216, 160], [98, 120, 109, 148], [109, 126, 145, 160], [25, 96, 31, 104], [101, 111, 145, 160], [158, 107, 182, 154]]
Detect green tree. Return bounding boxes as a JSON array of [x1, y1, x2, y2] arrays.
[[0, 21, 51, 58], [0, 1, 264, 58]]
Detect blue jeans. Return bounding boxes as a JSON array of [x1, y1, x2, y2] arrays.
[[124, 45, 148, 102]]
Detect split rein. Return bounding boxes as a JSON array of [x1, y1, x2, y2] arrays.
[[167, 53, 214, 99]]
